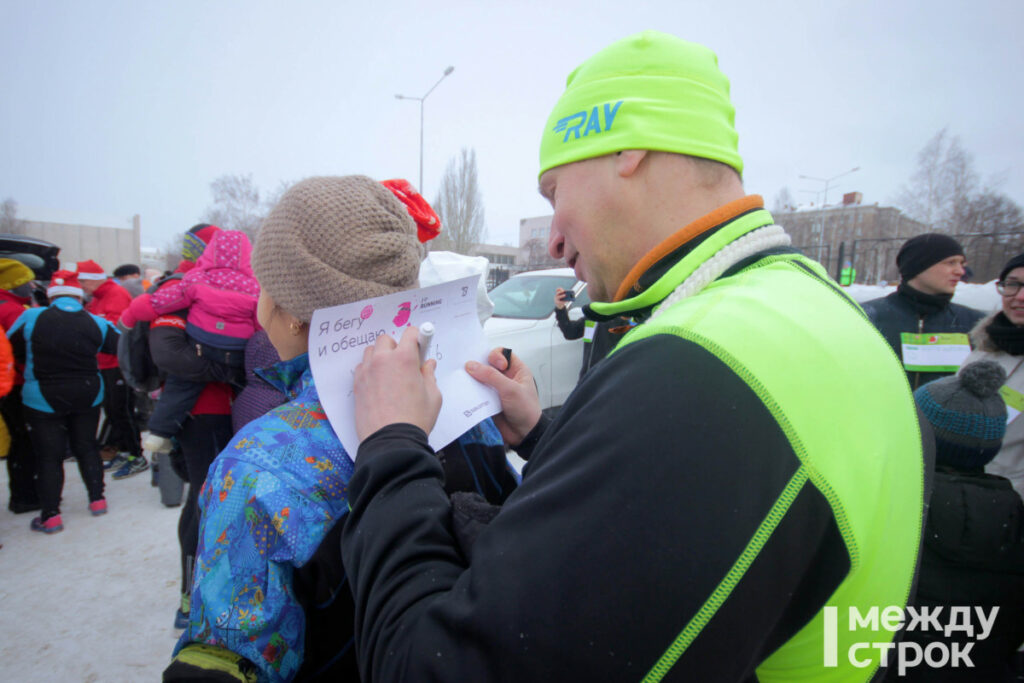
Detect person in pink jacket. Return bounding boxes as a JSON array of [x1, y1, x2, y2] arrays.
[[120, 229, 259, 452]]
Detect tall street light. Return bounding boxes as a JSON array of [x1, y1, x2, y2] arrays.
[[396, 66, 455, 192], [799, 166, 860, 208], [799, 166, 860, 254]]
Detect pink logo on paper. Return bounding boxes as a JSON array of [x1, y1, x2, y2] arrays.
[[392, 302, 411, 327], [360, 305, 373, 320]]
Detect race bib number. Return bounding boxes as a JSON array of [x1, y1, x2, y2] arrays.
[[900, 332, 971, 372]]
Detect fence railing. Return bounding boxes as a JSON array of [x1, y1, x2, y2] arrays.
[[793, 231, 1024, 284]]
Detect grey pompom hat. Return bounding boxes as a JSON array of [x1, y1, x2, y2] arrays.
[[913, 360, 1008, 469]]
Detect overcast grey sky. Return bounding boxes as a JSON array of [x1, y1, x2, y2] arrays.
[[2, 0, 1022, 252]]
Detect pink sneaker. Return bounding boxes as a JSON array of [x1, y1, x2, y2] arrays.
[[89, 499, 108, 517], [30, 515, 64, 534]]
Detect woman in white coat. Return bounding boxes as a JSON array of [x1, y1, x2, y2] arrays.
[[964, 252, 1024, 498]]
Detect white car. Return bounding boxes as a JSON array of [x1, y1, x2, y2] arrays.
[[484, 267, 589, 411]]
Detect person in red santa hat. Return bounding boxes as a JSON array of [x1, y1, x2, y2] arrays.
[[6, 270, 121, 533], [76, 259, 147, 478]]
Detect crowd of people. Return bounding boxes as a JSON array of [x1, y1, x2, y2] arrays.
[[3, 29, 1024, 682]]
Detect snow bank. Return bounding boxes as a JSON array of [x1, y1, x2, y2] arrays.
[[845, 281, 1002, 314]]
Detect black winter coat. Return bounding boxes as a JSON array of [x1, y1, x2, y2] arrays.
[[554, 306, 626, 380], [893, 470, 1024, 681], [860, 288, 986, 389]]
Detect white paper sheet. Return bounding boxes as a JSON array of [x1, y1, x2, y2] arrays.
[[308, 275, 501, 458]]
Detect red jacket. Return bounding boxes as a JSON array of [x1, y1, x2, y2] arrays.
[[86, 279, 132, 369], [0, 290, 32, 384], [0, 290, 30, 332], [193, 382, 233, 416], [0, 325, 14, 397]]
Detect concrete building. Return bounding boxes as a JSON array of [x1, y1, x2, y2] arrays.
[[775, 192, 1024, 284], [486, 195, 1022, 288], [518, 215, 561, 270], [469, 243, 520, 288], [774, 194, 928, 284], [9, 213, 141, 272], [140, 245, 163, 269]]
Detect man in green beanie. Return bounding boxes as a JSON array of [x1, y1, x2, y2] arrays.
[[344, 32, 930, 681]]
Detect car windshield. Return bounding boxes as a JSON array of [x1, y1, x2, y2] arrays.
[[490, 274, 578, 319]]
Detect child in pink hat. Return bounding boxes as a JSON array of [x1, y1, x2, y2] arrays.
[[120, 230, 259, 452]]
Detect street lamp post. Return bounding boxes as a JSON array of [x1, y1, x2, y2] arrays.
[[799, 166, 860, 263], [799, 166, 860, 208], [396, 66, 455, 192]]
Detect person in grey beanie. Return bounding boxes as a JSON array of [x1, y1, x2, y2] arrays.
[[861, 233, 986, 389], [893, 361, 1024, 681], [166, 176, 518, 683]]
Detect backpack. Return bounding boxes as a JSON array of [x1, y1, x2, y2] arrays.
[[117, 273, 182, 392], [118, 320, 163, 392]]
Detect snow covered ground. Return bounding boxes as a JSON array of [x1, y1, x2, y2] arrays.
[[0, 280, 1004, 681], [1, 461, 182, 681]]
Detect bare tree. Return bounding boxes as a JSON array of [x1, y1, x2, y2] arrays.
[[960, 190, 1024, 236], [523, 237, 561, 270], [772, 187, 795, 214], [203, 174, 267, 237], [162, 232, 187, 271], [264, 179, 294, 211], [432, 148, 486, 255], [895, 128, 979, 232], [0, 198, 26, 234]]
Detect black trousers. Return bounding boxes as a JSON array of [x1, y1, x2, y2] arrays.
[[147, 375, 206, 438], [176, 413, 234, 596], [100, 367, 141, 457], [24, 405, 104, 521], [3, 385, 39, 510]]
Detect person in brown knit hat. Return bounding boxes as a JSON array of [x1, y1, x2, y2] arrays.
[[167, 176, 518, 682], [251, 175, 423, 323]]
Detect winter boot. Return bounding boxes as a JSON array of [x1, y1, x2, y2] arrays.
[[9, 500, 41, 514], [158, 453, 185, 507], [30, 515, 63, 534], [151, 452, 160, 487]]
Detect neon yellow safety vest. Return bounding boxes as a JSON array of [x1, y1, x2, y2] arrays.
[[595, 210, 925, 681]]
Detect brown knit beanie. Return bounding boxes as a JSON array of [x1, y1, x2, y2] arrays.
[[251, 176, 423, 323]]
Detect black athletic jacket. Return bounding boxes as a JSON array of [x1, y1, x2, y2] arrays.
[[7, 296, 119, 413], [554, 306, 627, 380], [860, 286, 986, 389], [340, 200, 930, 682]]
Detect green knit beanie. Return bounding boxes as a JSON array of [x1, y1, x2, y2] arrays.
[[539, 31, 742, 178]]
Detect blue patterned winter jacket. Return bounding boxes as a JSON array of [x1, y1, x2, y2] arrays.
[[173, 352, 511, 682]]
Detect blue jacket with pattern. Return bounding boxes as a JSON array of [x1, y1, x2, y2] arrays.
[[173, 352, 514, 682]]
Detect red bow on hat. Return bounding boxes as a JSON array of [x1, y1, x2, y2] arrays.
[[382, 179, 442, 244]]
